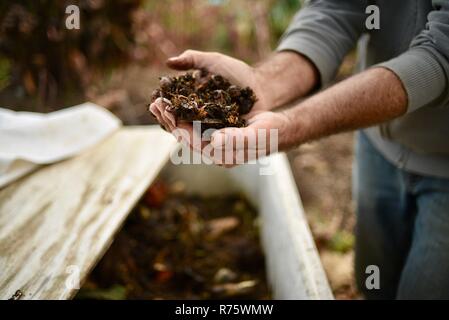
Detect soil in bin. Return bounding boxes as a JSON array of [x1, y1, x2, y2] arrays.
[[76, 180, 270, 300]]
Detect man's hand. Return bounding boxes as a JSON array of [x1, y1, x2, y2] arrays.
[[210, 111, 291, 166], [149, 50, 318, 132], [148, 50, 272, 163], [169, 110, 291, 167], [148, 49, 318, 166], [149, 50, 267, 129]]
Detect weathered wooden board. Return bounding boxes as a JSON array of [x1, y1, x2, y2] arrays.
[[0, 126, 177, 300]]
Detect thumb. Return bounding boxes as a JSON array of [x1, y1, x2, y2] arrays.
[[166, 50, 208, 70]]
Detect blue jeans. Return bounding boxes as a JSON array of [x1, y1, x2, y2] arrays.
[[353, 131, 449, 299]]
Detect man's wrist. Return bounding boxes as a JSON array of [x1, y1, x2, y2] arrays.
[[253, 51, 319, 110], [276, 107, 309, 150]]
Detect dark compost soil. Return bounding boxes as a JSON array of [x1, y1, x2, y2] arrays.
[[150, 71, 256, 131], [76, 180, 270, 300]]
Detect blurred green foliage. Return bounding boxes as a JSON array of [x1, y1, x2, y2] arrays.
[[329, 230, 355, 254], [144, 0, 302, 63], [270, 0, 302, 42], [76, 285, 127, 300]]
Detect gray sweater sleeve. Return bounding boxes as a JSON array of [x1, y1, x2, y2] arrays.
[[277, 0, 367, 86], [378, 0, 449, 113]]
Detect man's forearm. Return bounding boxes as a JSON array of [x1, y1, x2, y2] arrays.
[[254, 51, 319, 110], [280, 67, 408, 149]]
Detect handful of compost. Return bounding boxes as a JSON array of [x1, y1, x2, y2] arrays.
[[150, 70, 256, 130]]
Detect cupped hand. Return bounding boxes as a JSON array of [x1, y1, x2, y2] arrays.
[[149, 50, 268, 132], [208, 111, 291, 167], [163, 110, 290, 167], [148, 50, 289, 167], [166, 50, 266, 114]]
